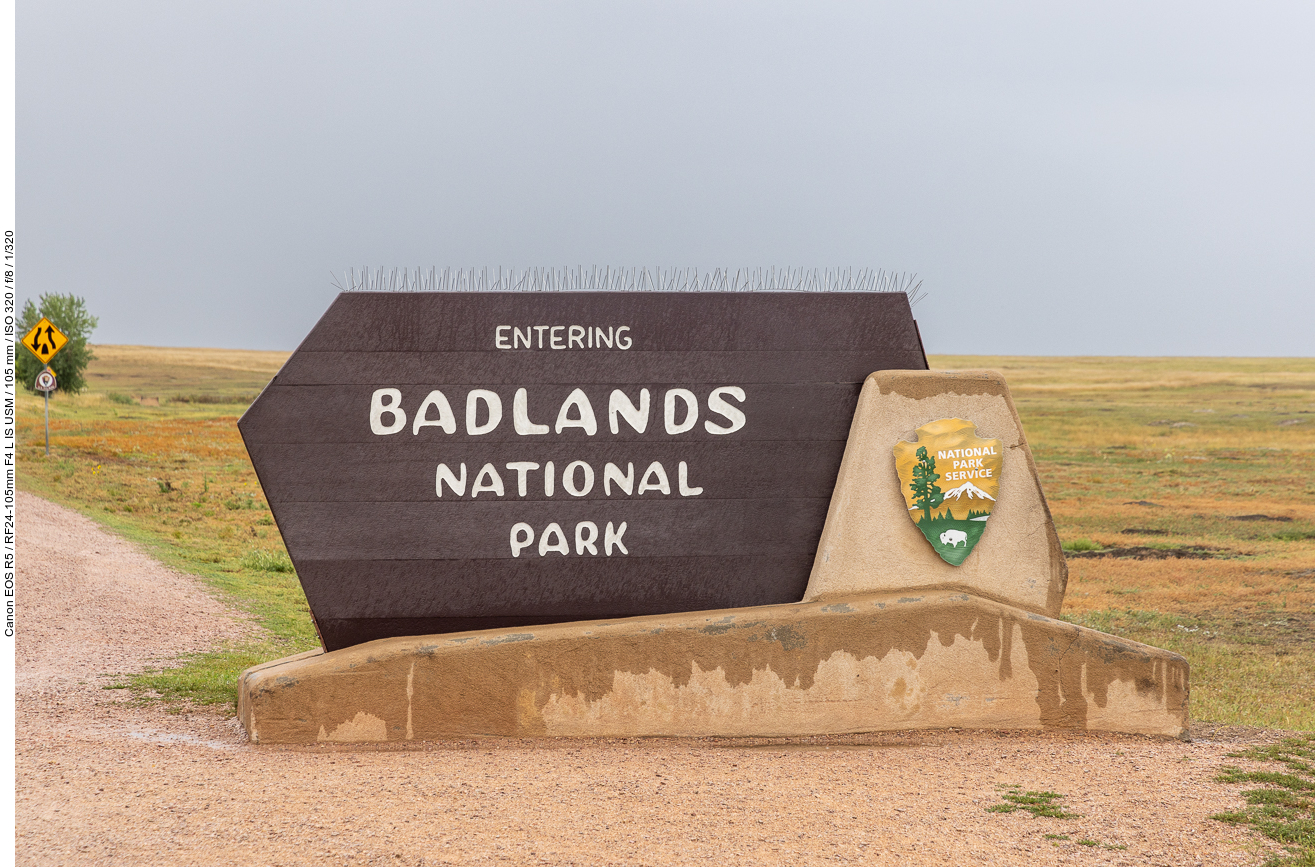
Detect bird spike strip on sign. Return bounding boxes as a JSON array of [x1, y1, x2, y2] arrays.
[[331, 265, 925, 305], [239, 289, 928, 650]]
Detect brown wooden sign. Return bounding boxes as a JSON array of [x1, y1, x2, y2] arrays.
[[239, 291, 928, 650]]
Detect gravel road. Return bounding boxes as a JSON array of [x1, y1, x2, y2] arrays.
[[16, 491, 1285, 866]]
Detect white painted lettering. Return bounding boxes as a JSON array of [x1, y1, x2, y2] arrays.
[[539, 522, 569, 556], [513, 388, 549, 435], [511, 520, 628, 556], [664, 389, 698, 435], [678, 461, 703, 496], [575, 521, 599, 556], [370, 388, 406, 435], [605, 521, 628, 555], [704, 386, 746, 435], [471, 463, 505, 498], [435, 462, 467, 497], [555, 388, 598, 435], [466, 389, 503, 435], [494, 324, 631, 350], [563, 460, 595, 496], [510, 523, 534, 557], [544, 460, 555, 496], [604, 461, 635, 496], [638, 461, 671, 495], [608, 388, 650, 434], [412, 390, 456, 435], [505, 461, 539, 497]]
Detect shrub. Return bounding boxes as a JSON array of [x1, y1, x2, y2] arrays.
[[16, 293, 98, 394]]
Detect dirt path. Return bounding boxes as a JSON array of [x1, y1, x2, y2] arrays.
[[16, 491, 1286, 866]]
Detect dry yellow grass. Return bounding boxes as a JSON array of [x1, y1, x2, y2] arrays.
[[84, 344, 289, 400]]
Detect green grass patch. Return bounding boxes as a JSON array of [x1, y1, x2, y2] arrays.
[[986, 785, 1081, 818], [109, 643, 294, 709], [238, 548, 295, 573], [1064, 610, 1315, 730], [1062, 538, 1102, 552], [1211, 733, 1315, 867]]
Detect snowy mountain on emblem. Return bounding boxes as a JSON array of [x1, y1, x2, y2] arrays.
[[943, 481, 996, 502]]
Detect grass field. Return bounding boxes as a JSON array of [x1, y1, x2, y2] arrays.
[[15, 347, 1315, 729]]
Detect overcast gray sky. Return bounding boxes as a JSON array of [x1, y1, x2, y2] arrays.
[[18, 2, 1315, 355]]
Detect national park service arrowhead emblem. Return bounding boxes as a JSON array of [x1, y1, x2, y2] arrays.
[[893, 418, 1002, 566]]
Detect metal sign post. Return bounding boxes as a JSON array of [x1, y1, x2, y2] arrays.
[[35, 368, 57, 455], [22, 318, 69, 457]]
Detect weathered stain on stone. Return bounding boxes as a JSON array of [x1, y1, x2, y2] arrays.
[[238, 590, 1189, 743], [875, 370, 1010, 401], [317, 711, 387, 743], [480, 632, 534, 646], [821, 603, 856, 613], [748, 624, 807, 652], [699, 617, 741, 636]]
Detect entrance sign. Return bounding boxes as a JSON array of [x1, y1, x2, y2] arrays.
[[34, 369, 57, 393], [239, 369, 1191, 744], [21, 317, 68, 365], [240, 291, 927, 650], [893, 418, 1002, 565]]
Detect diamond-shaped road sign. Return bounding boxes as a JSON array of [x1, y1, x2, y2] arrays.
[[21, 317, 69, 365], [239, 291, 929, 651]]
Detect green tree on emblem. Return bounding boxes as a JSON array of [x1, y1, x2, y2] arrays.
[[910, 446, 943, 523]]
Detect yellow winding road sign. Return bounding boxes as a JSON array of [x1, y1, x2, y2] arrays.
[[21, 317, 69, 364]]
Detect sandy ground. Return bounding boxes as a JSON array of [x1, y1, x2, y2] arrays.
[[15, 491, 1289, 866]]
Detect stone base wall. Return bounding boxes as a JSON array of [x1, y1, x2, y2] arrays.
[[239, 591, 1188, 744]]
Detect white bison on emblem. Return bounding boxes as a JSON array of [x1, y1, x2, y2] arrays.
[[940, 529, 968, 547]]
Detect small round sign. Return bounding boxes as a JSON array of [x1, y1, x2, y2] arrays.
[[35, 369, 57, 392]]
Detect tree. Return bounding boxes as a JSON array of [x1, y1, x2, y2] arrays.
[[909, 445, 943, 523], [17, 294, 98, 394]]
